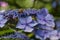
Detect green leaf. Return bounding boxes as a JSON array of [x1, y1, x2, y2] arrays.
[[0, 29, 14, 36], [16, 0, 34, 8], [45, 4, 52, 11], [5, 0, 15, 4], [34, 1, 45, 9], [42, 0, 52, 2], [28, 33, 34, 38]]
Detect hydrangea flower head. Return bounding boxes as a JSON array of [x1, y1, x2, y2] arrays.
[[0, 8, 57, 40]]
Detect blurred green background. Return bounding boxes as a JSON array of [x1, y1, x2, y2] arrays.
[[0, 0, 60, 40]]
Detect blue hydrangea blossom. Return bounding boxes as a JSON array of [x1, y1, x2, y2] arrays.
[[36, 8, 55, 30], [16, 13, 38, 32], [35, 29, 60, 40], [16, 16, 37, 32]]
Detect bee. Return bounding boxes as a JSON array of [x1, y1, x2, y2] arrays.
[[18, 9, 24, 14]]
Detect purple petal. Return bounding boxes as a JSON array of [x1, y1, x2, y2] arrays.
[[16, 22, 26, 29], [24, 26, 33, 32], [38, 25, 54, 30], [19, 18, 26, 24], [40, 8, 49, 14], [58, 32, 60, 38], [50, 36, 59, 40], [48, 30, 58, 36], [0, 15, 8, 27], [28, 21, 38, 27], [46, 21, 55, 27], [45, 14, 54, 21], [26, 16, 32, 23], [0, 18, 8, 23], [24, 9, 37, 15], [12, 9, 18, 18], [37, 8, 48, 17], [45, 14, 55, 27], [19, 16, 32, 24], [0, 15, 4, 20], [37, 19, 46, 24], [0, 23, 5, 28], [36, 13, 45, 19], [35, 30, 50, 39], [37, 13, 55, 27]]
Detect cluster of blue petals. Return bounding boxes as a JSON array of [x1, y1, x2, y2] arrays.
[[0, 8, 60, 40]]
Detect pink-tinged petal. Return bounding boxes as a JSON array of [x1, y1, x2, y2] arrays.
[[50, 36, 59, 40], [0, 2, 8, 7]]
